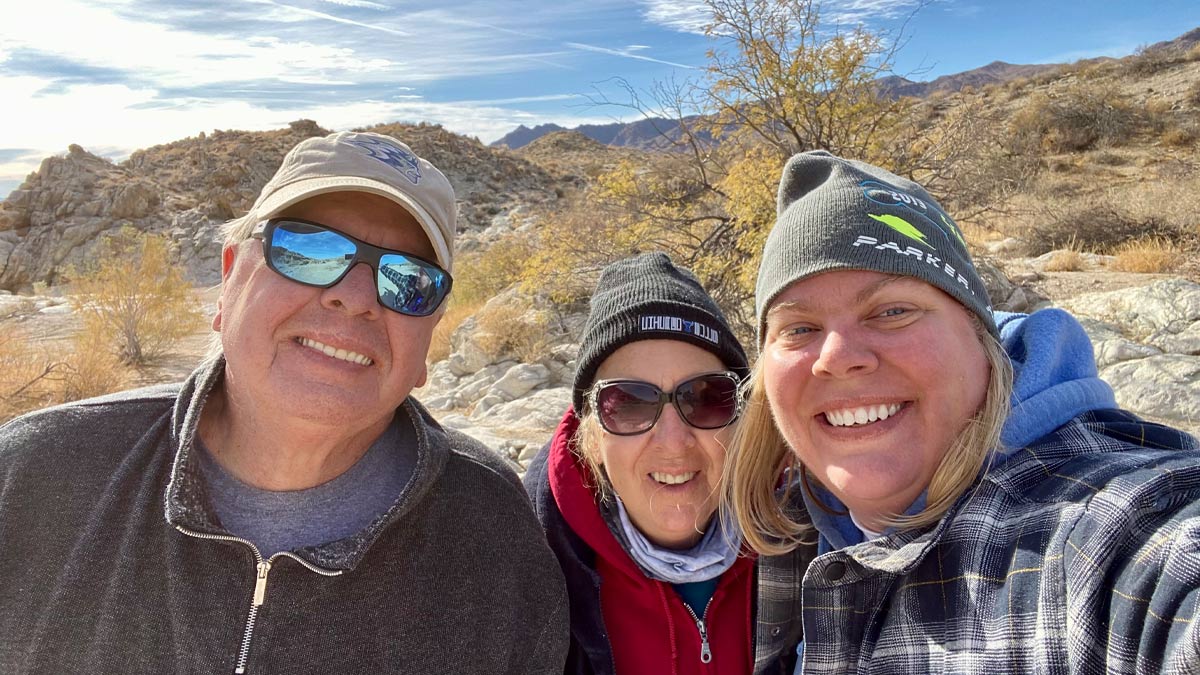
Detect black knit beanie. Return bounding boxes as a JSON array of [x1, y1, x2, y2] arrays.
[[572, 253, 749, 413], [757, 151, 996, 343]]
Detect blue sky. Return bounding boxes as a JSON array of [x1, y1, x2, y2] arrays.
[[2, 0, 1197, 199]]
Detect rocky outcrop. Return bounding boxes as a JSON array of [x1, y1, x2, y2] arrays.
[[978, 259, 1048, 313], [418, 288, 585, 465], [1058, 279, 1200, 432], [0, 120, 566, 292]]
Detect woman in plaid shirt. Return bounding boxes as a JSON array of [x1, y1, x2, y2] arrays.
[[728, 151, 1200, 674]]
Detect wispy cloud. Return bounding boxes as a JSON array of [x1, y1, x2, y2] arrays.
[[565, 42, 696, 69], [258, 0, 412, 35], [449, 93, 586, 106], [821, 0, 928, 25], [639, 0, 710, 33], [0, 0, 696, 190], [640, 0, 928, 34], [315, 0, 391, 9]]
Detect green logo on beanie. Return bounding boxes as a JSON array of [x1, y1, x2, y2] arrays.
[[940, 212, 967, 247], [868, 213, 932, 249]]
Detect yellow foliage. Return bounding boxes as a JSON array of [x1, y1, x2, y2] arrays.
[[61, 321, 130, 402], [68, 227, 205, 365], [453, 236, 531, 307], [704, 0, 906, 160], [0, 322, 129, 423], [718, 145, 785, 298]]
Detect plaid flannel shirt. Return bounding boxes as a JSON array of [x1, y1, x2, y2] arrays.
[[755, 409, 1200, 674]]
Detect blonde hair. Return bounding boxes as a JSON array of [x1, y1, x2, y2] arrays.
[[726, 321, 1014, 556], [571, 409, 613, 500]]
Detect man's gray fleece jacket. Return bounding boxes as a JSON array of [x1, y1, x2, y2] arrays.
[[0, 357, 569, 674]]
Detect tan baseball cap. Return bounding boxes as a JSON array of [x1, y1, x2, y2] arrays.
[[246, 131, 456, 270]]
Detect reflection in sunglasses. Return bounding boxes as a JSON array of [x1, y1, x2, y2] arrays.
[[253, 218, 452, 317]]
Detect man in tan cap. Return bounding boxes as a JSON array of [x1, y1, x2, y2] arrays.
[[0, 131, 568, 674]]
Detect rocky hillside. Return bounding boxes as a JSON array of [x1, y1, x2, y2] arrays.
[[0, 120, 564, 290], [876, 60, 1060, 99]]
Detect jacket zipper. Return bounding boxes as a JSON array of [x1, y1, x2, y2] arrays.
[[682, 597, 714, 664], [175, 525, 343, 674]]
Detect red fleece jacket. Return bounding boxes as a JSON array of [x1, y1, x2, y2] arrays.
[[548, 411, 754, 675]]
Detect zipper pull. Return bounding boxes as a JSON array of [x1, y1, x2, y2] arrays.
[[252, 561, 272, 606], [696, 617, 712, 664]]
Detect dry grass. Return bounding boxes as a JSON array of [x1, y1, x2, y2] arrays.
[[1162, 126, 1197, 148], [61, 323, 131, 402], [1109, 237, 1186, 273], [427, 300, 483, 364], [989, 167, 1200, 257], [474, 302, 552, 364], [0, 327, 62, 423], [0, 321, 130, 424], [1043, 247, 1087, 272]]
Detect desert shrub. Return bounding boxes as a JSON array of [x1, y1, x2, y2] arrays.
[[473, 302, 551, 364], [1143, 98, 1175, 135], [67, 228, 205, 365], [0, 328, 62, 422], [452, 234, 534, 307], [1162, 126, 1197, 148], [1033, 204, 1178, 254], [60, 323, 130, 402], [1188, 81, 1200, 108], [1043, 247, 1086, 272], [1123, 45, 1175, 76], [424, 232, 540, 364], [1011, 84, 1140, 153], [0, 319, 131, 423], [1092, 151, 1129, 166], [1110, 237, 1185, 273]]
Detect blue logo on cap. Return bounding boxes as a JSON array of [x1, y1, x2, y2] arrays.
[[343, 136, 422, 185]]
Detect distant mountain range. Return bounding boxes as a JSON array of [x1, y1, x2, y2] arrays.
[[493, 27, 1200, 151], [493, 116, 707, 152], [490, 59, 1061, 150]]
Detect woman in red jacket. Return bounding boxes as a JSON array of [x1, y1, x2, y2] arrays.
[[524, 253, 802, 675]]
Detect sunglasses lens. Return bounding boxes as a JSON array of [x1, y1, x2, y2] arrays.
[[268, 221, 355, 285], [377, 254, 450, 316], [676, 375, 739, 429], [596, 382, 662, 435], [266, 219, 452, 317]]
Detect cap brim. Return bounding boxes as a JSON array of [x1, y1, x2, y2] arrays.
[[249, 176, 453, 271]]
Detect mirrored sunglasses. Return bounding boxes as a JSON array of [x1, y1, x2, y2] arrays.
[[252, 218, 452, 317], [589, 371, 742, 436]]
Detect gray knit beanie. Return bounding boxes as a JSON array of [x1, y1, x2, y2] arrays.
[[573, 253, 749, 413], [756, 150, 995, 343]]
